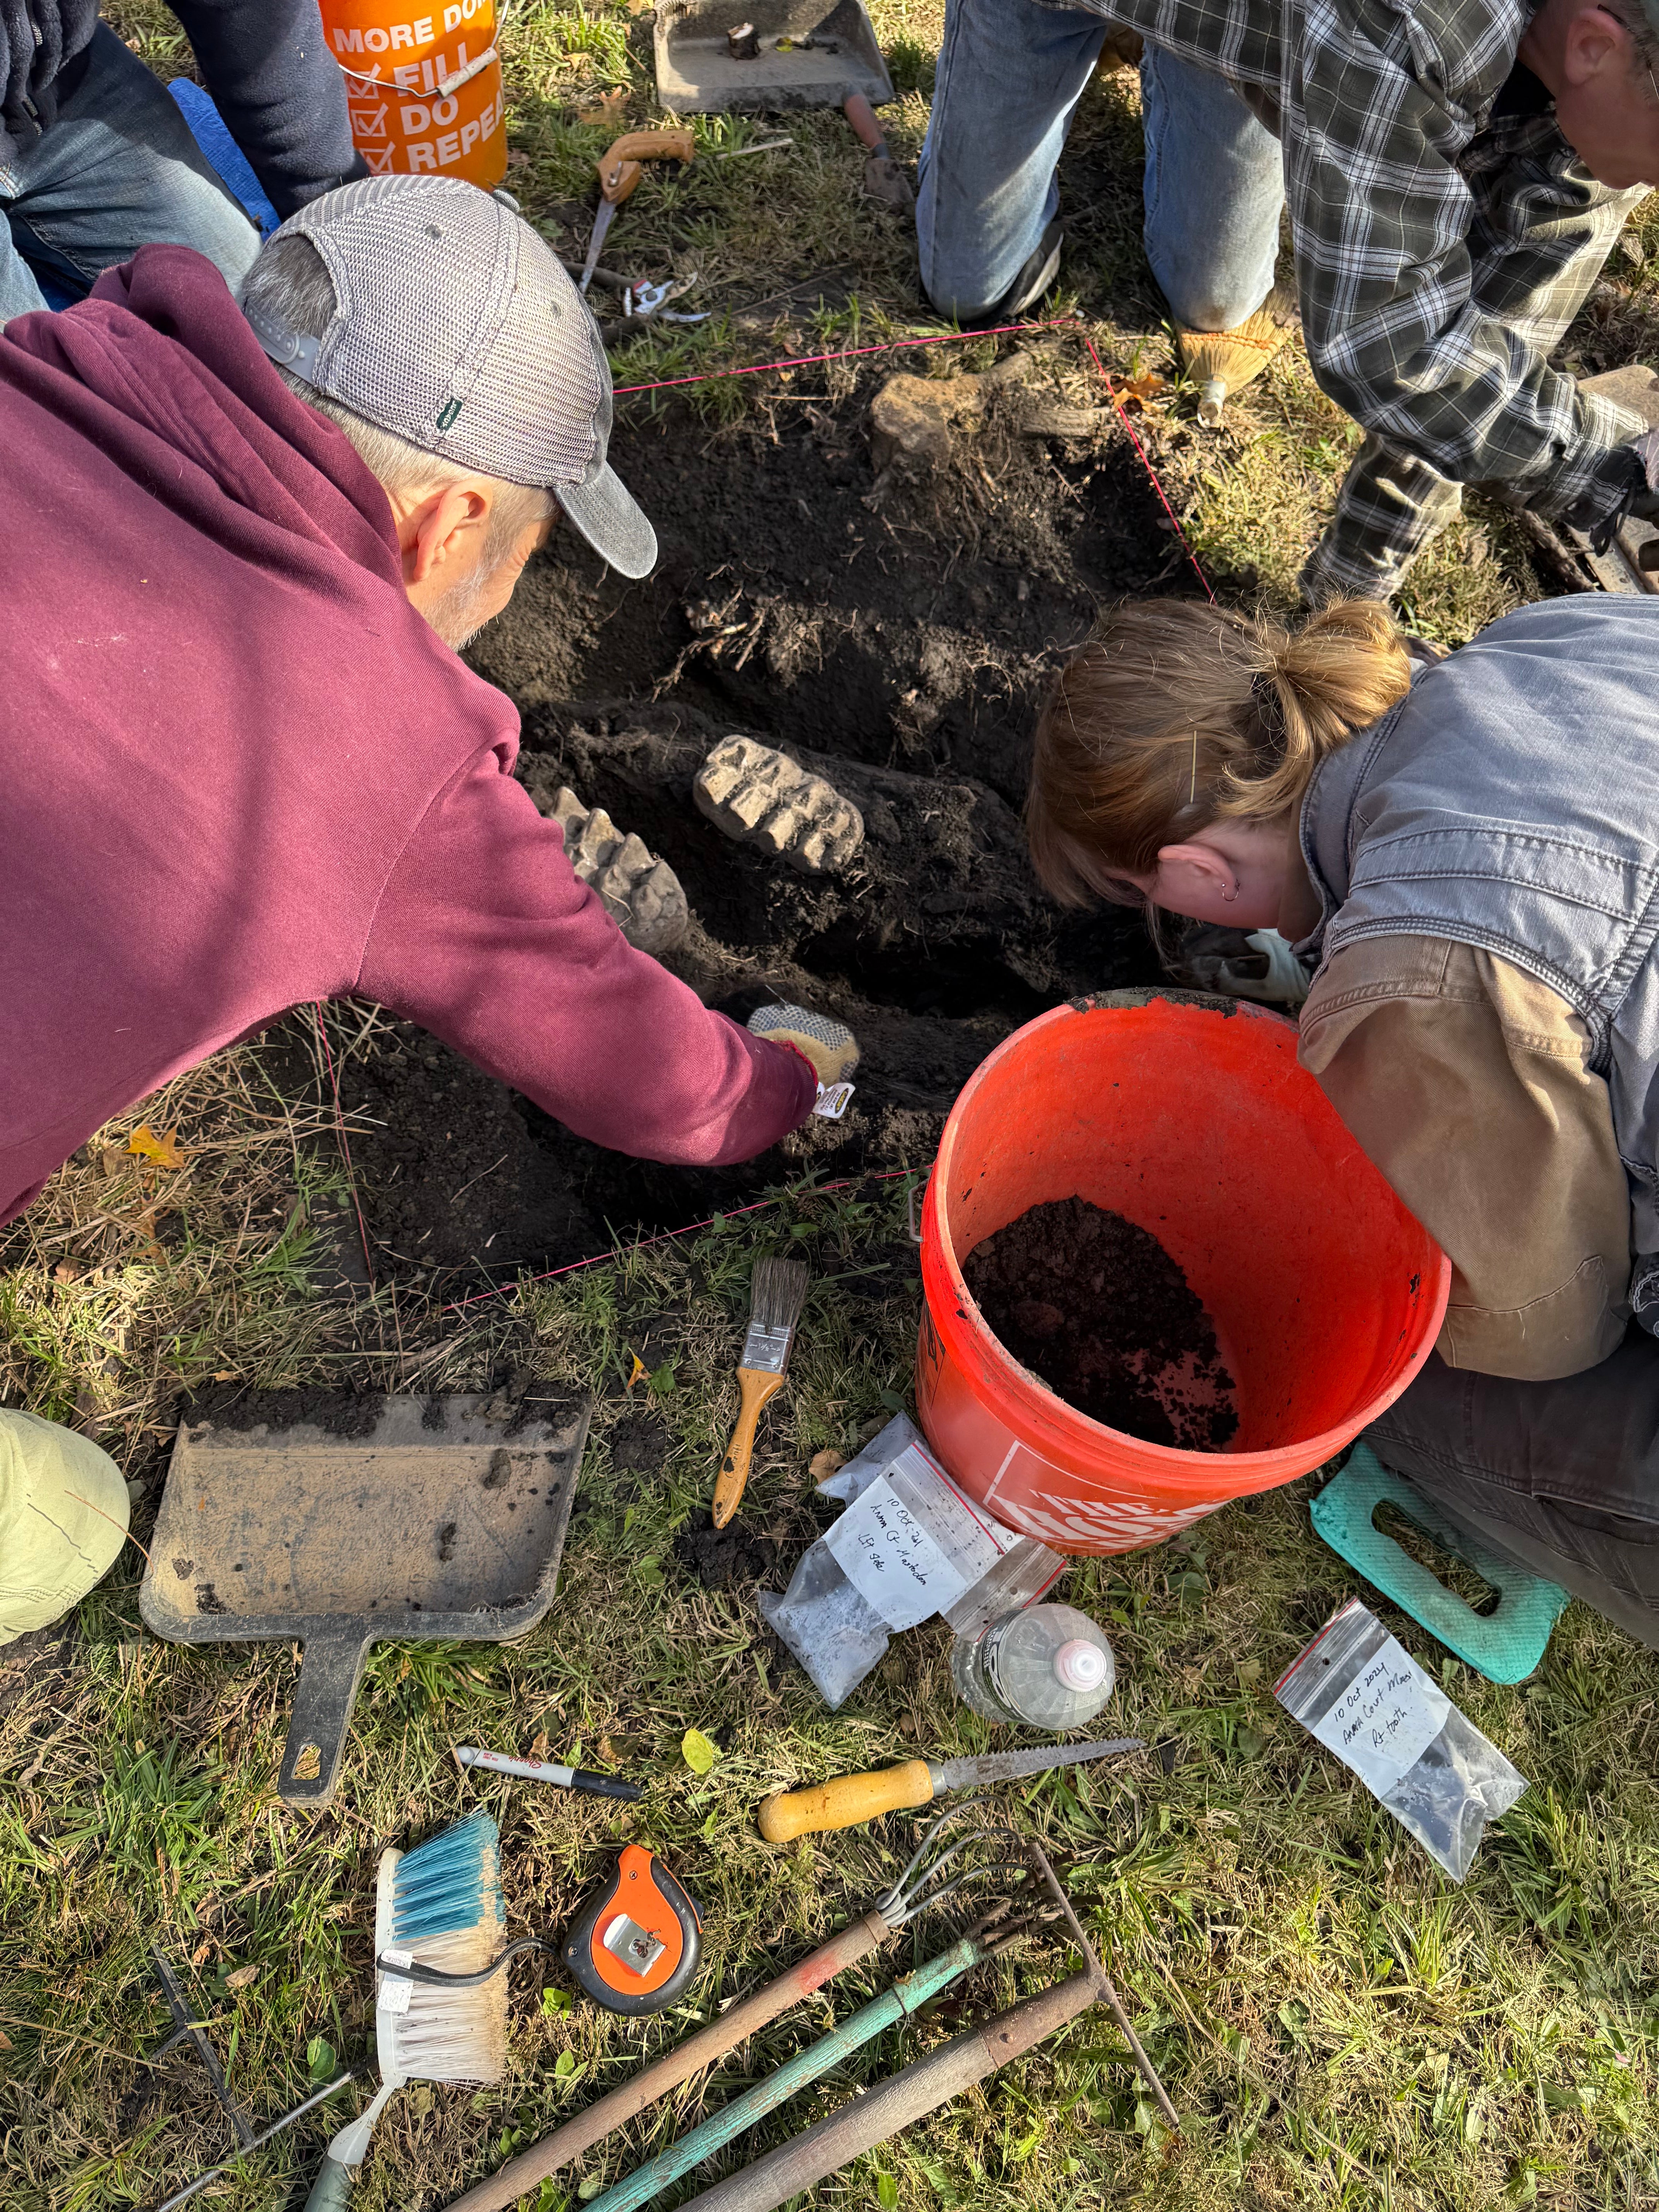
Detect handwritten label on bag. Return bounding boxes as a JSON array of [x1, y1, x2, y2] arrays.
[[1304, 1630, 1450, 1796], [823, 1473, 972, 1630]]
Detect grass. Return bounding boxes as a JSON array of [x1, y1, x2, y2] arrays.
[[7, 7, 1659, 2210]]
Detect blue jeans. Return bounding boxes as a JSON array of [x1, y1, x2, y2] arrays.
[[0, 24, 261, 322], [917, 0, 1282, 326]]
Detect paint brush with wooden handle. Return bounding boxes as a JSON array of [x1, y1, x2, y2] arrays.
[[712, 1257, 809, 1528]]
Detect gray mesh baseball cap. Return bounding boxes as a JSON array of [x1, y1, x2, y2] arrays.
[[244, 174, 656, 579]]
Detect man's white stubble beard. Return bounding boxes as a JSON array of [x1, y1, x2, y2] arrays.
[[420, 555, 511, 652]]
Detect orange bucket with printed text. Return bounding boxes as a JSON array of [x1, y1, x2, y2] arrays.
[[915, 991, 1450, 1556], [320, 0, 507, 192]]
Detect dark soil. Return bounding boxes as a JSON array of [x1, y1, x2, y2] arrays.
[[322, 354, 1187, 1286], [963, 1196, 1238, 1450], [673, 1519, 781, 1591], [609, 1412, 670, 1475], [180, 1384, 387, 1435]]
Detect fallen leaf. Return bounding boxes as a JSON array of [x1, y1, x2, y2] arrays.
[[529, 1730, 551, 1762], [808, 1449, 845, 1484], [52, 1262, 81, 1283], [625, 1353, 649, 1393], [190, 1941, 211, 1966], [128, 1123, 188, 1171], [224, 1964, 259, 1990], [0, 2028, 12, 2050], [577, 87, 629, 126], [681, 1726, 721, 1775]]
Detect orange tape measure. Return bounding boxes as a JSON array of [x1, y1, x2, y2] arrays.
[[563, 1845, 702, 2016]]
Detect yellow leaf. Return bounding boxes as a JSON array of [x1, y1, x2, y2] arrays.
[[128, 1123, 188, 1171], [577, 87, 629, 127], [625, 1353, 649, 1393], [681, 1727, 721, 1775]]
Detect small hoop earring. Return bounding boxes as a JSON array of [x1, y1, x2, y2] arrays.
[[1222, 887, 1238, 903]]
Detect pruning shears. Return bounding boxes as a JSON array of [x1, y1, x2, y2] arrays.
[[580, 128, 696, 292]]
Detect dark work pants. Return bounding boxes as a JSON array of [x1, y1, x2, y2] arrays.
[[1369, 1326, 1659, 1652]]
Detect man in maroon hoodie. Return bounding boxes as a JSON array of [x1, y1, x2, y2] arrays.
[[0, 174, 856, 1636]]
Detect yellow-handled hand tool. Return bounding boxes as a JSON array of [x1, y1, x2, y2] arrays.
[[711, 1257, 809, 1528], [758, 1736, 1144, 1843], [580, 128, 696, 292]]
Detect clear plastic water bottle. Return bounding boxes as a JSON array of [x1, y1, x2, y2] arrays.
[[949, 1602, 1116, 1729]]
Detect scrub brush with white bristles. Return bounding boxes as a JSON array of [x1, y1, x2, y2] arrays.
[[305, 1812, 544, 2210]]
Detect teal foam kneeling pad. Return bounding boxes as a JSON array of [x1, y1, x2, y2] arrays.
[[1310, 1446, 1569, 1685]]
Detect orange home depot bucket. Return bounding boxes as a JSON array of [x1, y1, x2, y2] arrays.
[[321, 0, 507, 192], [915, 990, 1450, 1556]]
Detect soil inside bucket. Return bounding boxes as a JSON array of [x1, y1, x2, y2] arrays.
[[963, 1197, 1239, 1450], [313, 358, 1218, 1288]]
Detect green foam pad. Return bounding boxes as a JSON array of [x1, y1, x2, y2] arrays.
[[1310, 1447, 1568, 1684]]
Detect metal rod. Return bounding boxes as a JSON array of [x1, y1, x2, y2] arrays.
[[438, 1912, 895, 2212], [668, 1973, 1104, 2212], [150, 1953, 255, 2147], [586, 1929, 993, 2212], [1022, 1838, 1179, 2131], [148, 2071, 357, 2212]]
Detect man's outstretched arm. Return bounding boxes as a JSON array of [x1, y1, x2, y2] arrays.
[[356, 743, 817, 1166]]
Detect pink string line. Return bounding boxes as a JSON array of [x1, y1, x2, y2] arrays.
[[441, 1166, 920, 1313], [312, 1001, 376, 1290], [614, 310, 1216, 600], [316, 321, 1212, 1307], [1076, 325, 1216, 604], [611, 312, 1082, 396]]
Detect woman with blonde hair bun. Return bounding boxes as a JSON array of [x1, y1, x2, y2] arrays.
[[1026, 590, 1659, 1652]]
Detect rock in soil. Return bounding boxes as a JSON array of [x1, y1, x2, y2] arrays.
[[325, 366, 1204, 1286], [963, 1196, 1238, 1449]]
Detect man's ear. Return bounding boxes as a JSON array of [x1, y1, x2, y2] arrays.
[[400, 481, 491, 587], [1562, 3, 1632, 83]]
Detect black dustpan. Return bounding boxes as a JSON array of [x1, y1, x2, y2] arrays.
[[139, 1392, 590, 1807]]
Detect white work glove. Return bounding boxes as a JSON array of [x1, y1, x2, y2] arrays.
[[747, 1004, 860, 1118]]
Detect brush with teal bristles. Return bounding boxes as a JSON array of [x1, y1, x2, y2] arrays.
[[305, 1812, 530, 2209]]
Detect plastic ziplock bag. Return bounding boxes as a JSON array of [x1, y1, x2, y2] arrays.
[[1274, 1597, 1527, 1882], [759, 1424, 1063, 1709], [814, 1412, 921, 1503]]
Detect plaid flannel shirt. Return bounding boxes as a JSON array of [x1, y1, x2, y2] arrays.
[[1063, 0, 1649, 566]]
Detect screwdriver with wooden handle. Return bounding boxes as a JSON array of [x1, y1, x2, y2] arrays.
[[580, 127, 696, 292], [758, 1736, 1143, 1841]]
